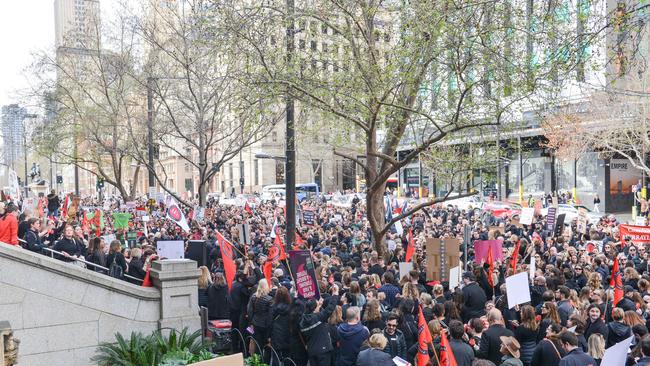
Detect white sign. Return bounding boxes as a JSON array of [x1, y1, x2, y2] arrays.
[[142, 215, 150, 222], [635, 217, 647, 226], [399, 262, 414, 281], [449, 266, 461, 290], [520, 207, 534, 225], [156, 240, 185, 260], [577, 208, 588, 234], [529, 254, 536, 281], [601, 336, 634, 366], [394, 220, 404, 236], [505, 272, 531, 308]]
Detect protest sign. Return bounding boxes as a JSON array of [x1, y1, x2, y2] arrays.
[[112, 213, 132, 229], [237, 223, 251, 245], [529, 254, 536, 280], [126, 231, 137, 248], [619, 224, 650, 243], [399, 262, 414, 281], [635, 217, 647, 226], [505, 272, 531, 308], [425, 237, 460, 281], [520, 208, 534, 225], [156, 240, 185, 259], [553, 214, 566, 237], [142, 215, 150, 222], [546, 207, 556, 232], [474, 240, 504, 263], [600, 336, 634, 366], [289, 250, 320, 300], [577, 208, 587, 234], [449, 266, 461, 290], [302, 210, 316, 225]]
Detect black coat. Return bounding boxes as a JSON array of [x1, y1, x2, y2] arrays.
[[271, 303, 291, 351], [300, 295, 339, 356], [584, 318, 608, 344], [357, 348, 396, 366], [207, 284, 230, 320], [229, 281, 250, 313], [24, 229, 44, 254], [514, 325, 537, 365], [85, 250, 107, 274], [531, 338, 565, 366], [127, 257, 146, 283], [248, 294, 273, 329], [461, 282, 487, 322], [53, 237, 80, 262], [106, 252, 128, 274], [383, 329, 407, 359], [606, 321, 631, 349], [450, 338, 475, 366], [477, 324, 514, 365]]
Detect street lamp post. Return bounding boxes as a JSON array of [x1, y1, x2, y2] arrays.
[[285, 0, 296, 249], [147, 77, 156, 199]]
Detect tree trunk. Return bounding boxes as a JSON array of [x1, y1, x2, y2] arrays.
[[198, 179, 207, 206], [367, 186, 388, 257]]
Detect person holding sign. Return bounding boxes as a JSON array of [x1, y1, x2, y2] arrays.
[[300, 285, 340, 366]]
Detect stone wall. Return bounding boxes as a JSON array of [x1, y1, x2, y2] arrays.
[[0, 244, 161, 366]]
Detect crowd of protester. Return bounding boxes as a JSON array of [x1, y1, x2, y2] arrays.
[[3, 189, 650, 366]]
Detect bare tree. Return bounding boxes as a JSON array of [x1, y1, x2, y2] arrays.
[[226, 0, 629, 255]]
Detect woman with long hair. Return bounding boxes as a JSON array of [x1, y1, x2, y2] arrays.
[[537, 302, 562, 342], [328, 305, 343, 366], [105, 240, 127, 277], [531, 322, 566, 366], [85, 236, 106, 273], [587, 333, 605, 366], [247, 279, 273, 356], [207, 273, 230, 320], [362, 299, 385, 332], [197, 266, 212, 308], [515, 305, 538, 366], [624, 309, 646, 327], [568, 314, 587, 351], [349, 281, 366, 307], [270, 287, 292, 364]]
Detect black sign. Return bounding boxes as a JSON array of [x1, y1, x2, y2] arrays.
[[554, 213, 566, 238], [302, 210, 316, 226], [186, 240, 208, 267], [546, 207, 557, 232]]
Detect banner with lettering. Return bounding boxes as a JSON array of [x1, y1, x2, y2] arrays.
[[619, 224, 650, 244], [289, 250, 320, 300]]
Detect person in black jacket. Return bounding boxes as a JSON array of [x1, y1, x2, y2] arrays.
[[248, 278, 273, 355], [207, 273, 230, 320], [477, 309, 514, 365], [461, 271, 487, 323], [85, 237, 107, 274], [449, 320, 475, 366], [607, 308, 632, 349], [584, 304, 608, 345], [357, 333, 397, 366], [270, 287, 292, 364], [127, 248, 147, 284], [229, 271, 250, 353], [24, 218, 45, 254], [105, 240, 127, 278], [300, 285, 340, 366], [53, 225, 80, 262], [383, 314, 407, 359], [47, 190, 60, 216]]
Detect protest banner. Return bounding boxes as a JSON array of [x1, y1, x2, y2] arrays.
[[425, 237, 460, 281], [577, 208, 587, 234], [619, 224, 650, 243], [474, 240, 504, 263], [156, 240, 185, 259], [399, 262, 414, 281], [289, 250, 320, 300], [529, 254, 536, 281], [546, 207, 556, 232], [112, 212, 132, 229], [449, 266, 461, 290], [601, 336, 634, 366], [520, 208, 534, 226], [505, 272, 531, 308]]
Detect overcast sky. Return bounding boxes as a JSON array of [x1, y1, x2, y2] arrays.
[[0, 1, 54, 107]]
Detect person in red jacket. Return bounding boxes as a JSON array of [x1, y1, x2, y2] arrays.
[[0, 203, 19, 246]]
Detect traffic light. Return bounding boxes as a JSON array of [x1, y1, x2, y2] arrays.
[[97, 177, 105, 189], [56, 175, 63, 184]]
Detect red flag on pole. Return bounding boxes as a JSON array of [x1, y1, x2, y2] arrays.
[[417, 305, 432, 366], [216, 232, 236, 291], [486, 245, 495, 288], [509, 240, 520, 273], [82, 212, 90, 233], [439, 329, 459, 366], [405, 229, 416, 263], [263, 260, 273, 288], [611, 258, 624, 306], [244, 201, 253, 216], [294, 232, 305, 250], [271, 234, 287, 261], [141, 268, 153, 287]]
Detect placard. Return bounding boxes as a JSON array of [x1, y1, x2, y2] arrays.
[[156, 240, 185, 260], [546, 207, 556, 232], [520, 208, 534, 226], [142, 215, 150, 222], [577, 208, 588, 234], [449, 266, 461, 290], [302, 210, 316, 225], [505, 272, 531, 308], [425, 237, 459, 281], [289, 250, 320, 300], [554, 213, 566, 237], [399, 262, 414, 281], [635, 217, 647, 226], [237, 223, 251, 245], [529, 254, 536, 280], [126, 231, 137, 248], [474, 240, 504, 263], [600, 336, 634, 366]]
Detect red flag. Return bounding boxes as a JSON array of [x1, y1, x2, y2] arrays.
[[417, 305, 432, 366], [263, 260, 273, 287], [92, 209, 102, 237], [509, 240, 520, 273], [486, 245, 495, 288], [37, 198, 45, 218], [271, 234, 287, 261], [61, 194, 69, 218], [611, 258, 624, 306], [82, 212, 90, 233], [141, 268, 153, 287], [405, 229, 416, 263], [216, 232, 236, 291], [244, 201, 253, 215], [294, 232, 305, 250], [439, 329, 458, 366]]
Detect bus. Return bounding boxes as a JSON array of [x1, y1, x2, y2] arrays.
[[262, 183, 320, 201]]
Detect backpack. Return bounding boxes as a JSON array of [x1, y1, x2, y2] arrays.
[[108, 256, 124, 279]]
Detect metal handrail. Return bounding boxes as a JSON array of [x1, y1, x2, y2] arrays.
[[37, 245, 144, 283]]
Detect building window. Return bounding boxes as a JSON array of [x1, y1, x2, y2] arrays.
[[272, 131, 277, 142], [229, 162, 233, 179], [310, 40, 317, 51], [322, 43, 328, 53], [298, 19, 306, 31], [184, 178, 193, 193], [254, 159, 259, 185], [299, 39, 305, 50], [321, 23, 328, 34]]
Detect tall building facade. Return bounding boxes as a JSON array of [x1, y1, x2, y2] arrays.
[[54, 0, 100, 50], [1, 104, 27, 169]]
